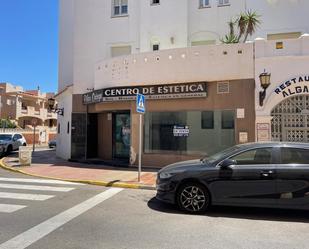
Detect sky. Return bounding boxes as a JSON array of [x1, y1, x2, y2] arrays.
[[0, 0, 58, 93]]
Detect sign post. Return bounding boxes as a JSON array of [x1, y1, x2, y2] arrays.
[[136, 93, 145, 182], [31, 118, 37, 152]]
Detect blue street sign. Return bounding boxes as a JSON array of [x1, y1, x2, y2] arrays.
[[136, 93, 145, 114]]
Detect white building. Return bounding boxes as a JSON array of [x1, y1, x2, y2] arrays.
[[57, 0, 309, 165]]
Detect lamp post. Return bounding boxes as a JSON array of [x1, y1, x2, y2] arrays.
[[48, 98, 64, 116], [259, 70, 271, 106]]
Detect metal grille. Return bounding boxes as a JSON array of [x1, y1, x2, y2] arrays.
[[271, 95, 309, 142]]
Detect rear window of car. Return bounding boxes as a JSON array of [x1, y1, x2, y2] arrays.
[[0, 134, 12, 141], [281, 148, 309, 164]]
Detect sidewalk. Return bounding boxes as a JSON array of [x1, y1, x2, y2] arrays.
[[0, 150, 157, 190]]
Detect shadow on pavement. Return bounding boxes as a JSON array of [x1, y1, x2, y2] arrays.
[[147, 197, 309, 223]]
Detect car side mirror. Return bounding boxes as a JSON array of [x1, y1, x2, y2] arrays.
[[220, 159, 236, 169], [13, 137, 17, 141]]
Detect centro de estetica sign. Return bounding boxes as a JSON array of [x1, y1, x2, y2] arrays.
[[83, 82, 207, 104]]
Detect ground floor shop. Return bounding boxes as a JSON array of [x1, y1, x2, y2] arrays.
[[70, 80, 255, 167]]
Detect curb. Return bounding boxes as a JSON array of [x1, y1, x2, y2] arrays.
[[0, 158, 156, 190]]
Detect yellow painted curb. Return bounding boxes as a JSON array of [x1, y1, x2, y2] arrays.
[[0, 158, 155, 190]]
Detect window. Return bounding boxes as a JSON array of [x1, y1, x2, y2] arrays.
[[151, 0, 160, 5], [221, 110, 234, 129], [67, 122, 70, 134], [144, 110, 235, 156], [281, 148, 309, 164], [218, 0, 229, 6], [231, 148, 272, 165], [201, 111, 214, 129], [152, 44, 159, 51], [199, 0, 210, 8], [112, 0, 128, 16]]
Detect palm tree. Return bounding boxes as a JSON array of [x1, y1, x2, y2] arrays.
[[242, 10, 261, 42], [221, 10, 261, 44]]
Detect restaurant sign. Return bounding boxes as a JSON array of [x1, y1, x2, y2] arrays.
[[83, 82, 207, 104], [274, 75, 309, 98]]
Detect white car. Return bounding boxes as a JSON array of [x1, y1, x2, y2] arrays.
[[0, 133, 27, 155]]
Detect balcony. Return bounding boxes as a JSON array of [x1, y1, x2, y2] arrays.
[[18, 106, 57, 120]]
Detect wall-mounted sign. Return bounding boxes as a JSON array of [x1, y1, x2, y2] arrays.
[[236, 108, 245, 119], [274, 75, 309, 98], [173, 125, 190, 137], [239, 132, 248, 144], [83, 82, 207, 104], [257, 123, 271, 142]]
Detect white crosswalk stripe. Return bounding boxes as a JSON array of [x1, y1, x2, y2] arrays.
[[0, 183, 74, 192], [0, 204, 26, 213], [0, 177, 78, 213], [0, 192, 54, 201], [0, 177, 83, 185]]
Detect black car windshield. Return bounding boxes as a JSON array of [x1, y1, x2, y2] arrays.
[[0, 135, 12, 141], [203, 145, 240, 164]]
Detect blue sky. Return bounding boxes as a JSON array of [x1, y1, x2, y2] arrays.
[[0, 0, 58, 93]]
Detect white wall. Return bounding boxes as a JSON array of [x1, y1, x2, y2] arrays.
[[55, 87, 73, 160], [139, 0, 188, 52], [58, 0, 74, 92], [254, 35, 309, 141], [59, 0, 309, 95], [95, 43, 254, 89]]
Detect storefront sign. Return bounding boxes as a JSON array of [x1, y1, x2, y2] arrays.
[[173, 125, 190, 137], [274, 75, 309, 98], [83, 82, 207, 104], [257, 123, 270, 142]]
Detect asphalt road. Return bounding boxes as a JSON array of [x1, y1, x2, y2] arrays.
[[0, 168, 309, 249]]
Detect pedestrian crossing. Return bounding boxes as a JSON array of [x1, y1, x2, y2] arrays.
[[0, 177, 83, 214]]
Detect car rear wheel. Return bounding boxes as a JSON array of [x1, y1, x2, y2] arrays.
[[177, 182, 210, 213]]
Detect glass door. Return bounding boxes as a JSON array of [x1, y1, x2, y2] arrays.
[[113, 112, 131, 160]]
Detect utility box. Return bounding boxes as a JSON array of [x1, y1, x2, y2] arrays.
[[19, 146, 32, 166]]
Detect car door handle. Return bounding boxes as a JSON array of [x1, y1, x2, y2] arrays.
[[260, 170, 274, 177]]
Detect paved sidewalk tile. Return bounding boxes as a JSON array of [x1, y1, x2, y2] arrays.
[[1, 150, 157, 189]]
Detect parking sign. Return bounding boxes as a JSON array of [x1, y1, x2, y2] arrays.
[[136, 93, 145, 114]]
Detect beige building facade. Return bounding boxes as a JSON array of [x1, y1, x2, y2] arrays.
[[0, 82, 57, 131]]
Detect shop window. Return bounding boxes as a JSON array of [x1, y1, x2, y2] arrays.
[[112, 0, 128, 17], [201, 111, 214, 129], [144, 110, 235, 156], [221, 110, 234, 129]]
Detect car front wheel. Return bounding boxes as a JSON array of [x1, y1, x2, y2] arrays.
[[177, 182, 210, 213]]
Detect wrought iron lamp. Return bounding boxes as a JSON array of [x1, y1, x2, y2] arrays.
[[259, 70, 271, 106], [48, 98, 64, 116]]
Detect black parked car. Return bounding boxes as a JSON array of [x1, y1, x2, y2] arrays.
[[156, 142, 309, 213]]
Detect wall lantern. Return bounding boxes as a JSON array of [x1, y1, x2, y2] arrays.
[[48, 98, 64, 116], [259, 70, 271, 106]]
